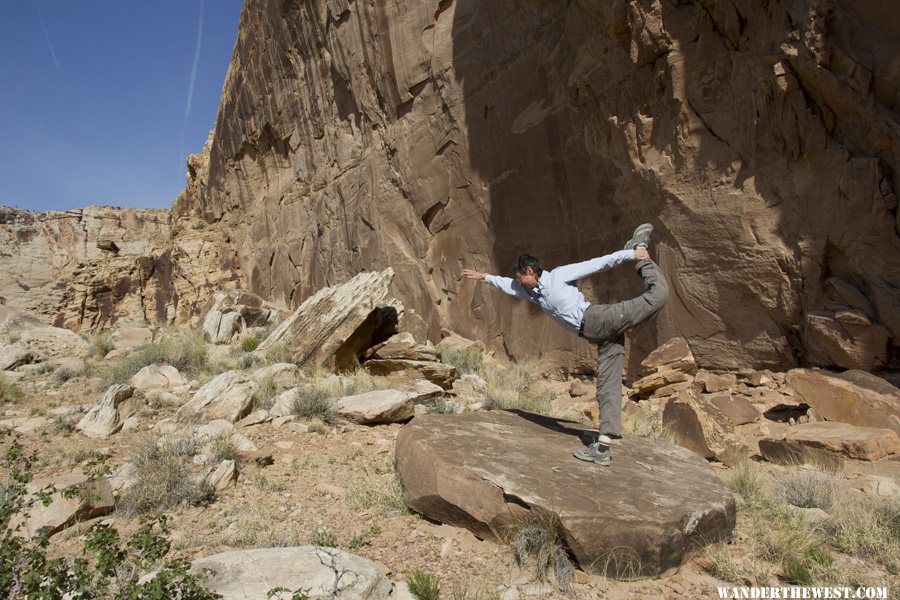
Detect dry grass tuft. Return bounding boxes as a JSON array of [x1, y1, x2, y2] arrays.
[[500, 511, 572, 590], [481, 360, 550, 414]]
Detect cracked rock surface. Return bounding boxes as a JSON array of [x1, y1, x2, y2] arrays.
[[190, 546, 392, 600], [395, 410, 736, 578]]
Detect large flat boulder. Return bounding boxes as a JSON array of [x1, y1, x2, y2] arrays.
[[254, 268, 400, 371], [190, 547, 392, 600], [786, 369, 900, 435], [395, 411, 735, 578], [769, 422, 899, 461]]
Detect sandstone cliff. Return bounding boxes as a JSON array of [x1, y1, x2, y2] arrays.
[[4, 0, 899, 375], [187, 0, 900, 374]]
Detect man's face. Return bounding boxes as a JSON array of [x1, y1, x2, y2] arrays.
[[515, 267, 539, 290]]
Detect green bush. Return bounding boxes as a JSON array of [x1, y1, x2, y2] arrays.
[[500, 512, 572, 590], [100, 330, 208, 388], [240, 336, 260, 353], [289, 386, 337, 424], [441, 348, 484, 375], [310, 526, 337, 548], [0, 433, 221, 598], [118, 434, 214, 516], [406, 570, 441, 600], [0, 377, 23, 404]]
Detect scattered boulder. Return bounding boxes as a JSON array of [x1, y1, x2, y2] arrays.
[[436, 329, 487, 353], [190, 546, 392, 600], [0, 343, 37, 371], [758, 438, 843, 471], [251, 363, 300, 390], [76, 384, 136, 438], [364, 359, 457, 389], [395, 410, 735, 578], [335, 381, 443, 425], [766, 422, 899, 461], [786, 369, 900, 435], [695, 371, 736, 394], [706, 394, 760, 426], [130, 364, 188, 393], [203, 310, 245, 345], [203, 460, 237, 492], [632, 338, 697, 398], [178, 371, 259, 423], [15, 474, 114, 537], [254, 268, 401, 371], [108, 325, 153, 351], [803, 310, 890, 370], [661, 390, 750, 464], [364, 333, 440, 362]]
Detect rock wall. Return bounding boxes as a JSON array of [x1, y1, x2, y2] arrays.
[[191, 0, 900, 373], [0, 203, 240, 331]]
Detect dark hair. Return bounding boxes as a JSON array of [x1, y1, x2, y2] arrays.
[[513, 254, 543, 277]]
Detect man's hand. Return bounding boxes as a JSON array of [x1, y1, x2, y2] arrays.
[[463, 268, 486, 281], [634, 247, 650, 261]]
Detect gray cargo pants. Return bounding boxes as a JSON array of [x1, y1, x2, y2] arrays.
[[578, 260, 668, 437]]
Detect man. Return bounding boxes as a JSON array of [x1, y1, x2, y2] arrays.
[[463, 224, 668, 466]]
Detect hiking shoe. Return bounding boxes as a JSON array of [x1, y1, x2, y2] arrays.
[[573, 435, 612, 466], [624, 223, 653, 251]]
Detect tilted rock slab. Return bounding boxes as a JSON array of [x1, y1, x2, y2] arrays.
[[191, 546, 392, 600], [786, 369, 900, 435], [395, 411, 735, 578], [255, 268, 400, 371], [76, 384, 136, 438]]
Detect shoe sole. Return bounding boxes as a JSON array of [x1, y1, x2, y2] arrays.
[[624, 224, 653, 250]]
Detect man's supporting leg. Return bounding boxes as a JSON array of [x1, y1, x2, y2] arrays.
[[596, 338, 625, 438]]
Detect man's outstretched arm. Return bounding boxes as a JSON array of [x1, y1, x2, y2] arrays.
[[553, 249, 641, 283], [464, 268, 531, 300]]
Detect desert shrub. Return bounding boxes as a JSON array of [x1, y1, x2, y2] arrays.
[[773, 469, 836, 510], [118, 434, 214, 516], [727, 459, 767, 507], [289, 385, 337, 424], [0, 377, 23, 404], [53, 367, 79, 385], [441, 348, 484, 375], [824, 493, 900, 573], [100, 330, 208, 388], [0, 434, 220, 598], [750, 505, 834, 585], [406, 570, 441, 600], [209, 432, 239, 463], [310, 526, 337, 548], [345, 474, 409, 516], [500, 512, 572, 591], [240, 335, 260, 353], [261, 342, 293, 365], [87, 329, 114, 359], [481, 360, 549, 414]]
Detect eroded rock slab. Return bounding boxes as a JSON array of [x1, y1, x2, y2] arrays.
[[395, 410, 735, 578], [255, 268, 400, 370], [786, 369, 900, 435], [190, 546, 392, 600]]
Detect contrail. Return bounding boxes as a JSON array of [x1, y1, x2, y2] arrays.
[[184, 0, 205, 121], [33, 0, 60, 71], [179, 0, 205, 190]]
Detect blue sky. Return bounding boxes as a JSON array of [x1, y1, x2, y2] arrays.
[[0, 1, 244, 212]]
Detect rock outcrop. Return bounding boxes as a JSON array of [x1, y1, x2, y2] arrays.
[[186, 0, 900, 375], [395, 410, 735, 577]]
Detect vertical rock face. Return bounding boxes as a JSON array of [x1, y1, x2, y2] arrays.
[[192, 0, 900, 372]]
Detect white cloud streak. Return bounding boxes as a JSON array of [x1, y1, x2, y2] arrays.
[[33, 0, 60, 71], [184, 0, 205, 121]]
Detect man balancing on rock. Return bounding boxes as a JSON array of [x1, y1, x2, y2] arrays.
[[463, 224, 668, 467]]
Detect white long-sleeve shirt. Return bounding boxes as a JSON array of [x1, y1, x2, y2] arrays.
[[484, 249, 635, 333]]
